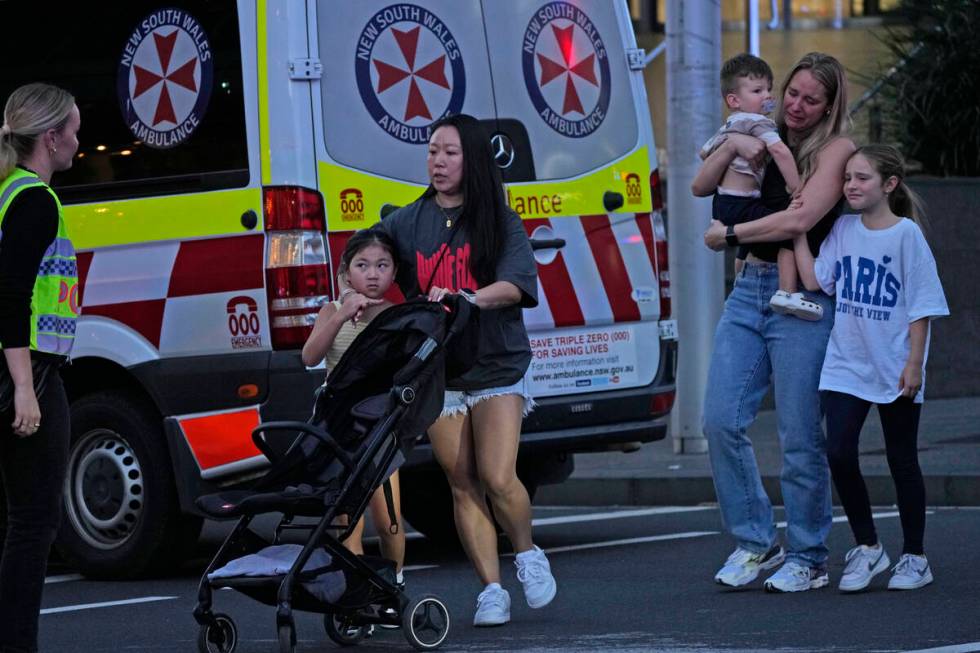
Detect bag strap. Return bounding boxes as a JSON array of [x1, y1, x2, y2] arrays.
[[423, 212, 465, 294], [382, 479, 399, 535]]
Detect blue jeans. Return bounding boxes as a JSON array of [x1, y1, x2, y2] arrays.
[[702, 262, 833, 567]]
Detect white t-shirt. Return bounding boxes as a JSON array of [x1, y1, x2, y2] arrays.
[[814, 214, 949, 403], [699, 112, 783, 187]]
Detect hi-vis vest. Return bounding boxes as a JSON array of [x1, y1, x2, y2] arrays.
[[0, 168, 78, 357]]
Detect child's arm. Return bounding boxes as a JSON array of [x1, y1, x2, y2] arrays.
[[899, 318, 928, 399], [691, 135, 766, 196], [301, 302, 344, 367], [768, 140, 802, 195], [301, 296, 376, 366], [793, 234, 821, 292]]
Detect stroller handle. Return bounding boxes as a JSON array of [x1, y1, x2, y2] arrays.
[[251, 421, 354, 471]]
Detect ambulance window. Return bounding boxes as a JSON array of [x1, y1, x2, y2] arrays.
[[316, 1, 496, 184], [481, 2, 640, 180], [0, 3, 248, 202]]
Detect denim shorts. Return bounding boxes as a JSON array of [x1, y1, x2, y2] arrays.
[[441, 375, 536, 418]]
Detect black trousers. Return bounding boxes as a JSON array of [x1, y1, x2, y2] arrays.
[[0, 373, 70, 653], [823, 390, 925, 555]]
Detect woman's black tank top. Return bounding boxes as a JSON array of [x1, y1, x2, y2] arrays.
[[747, 160, 844, 262]]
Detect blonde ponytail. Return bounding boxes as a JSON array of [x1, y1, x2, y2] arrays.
[[854, 144, 929, 232], [1, 83, 75, 179], [890, 180, 928, 232]]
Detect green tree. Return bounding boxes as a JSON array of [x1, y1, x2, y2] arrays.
[[879, 0, 980, 176]]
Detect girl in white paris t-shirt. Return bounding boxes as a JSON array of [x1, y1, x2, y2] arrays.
[[793, 145, 948, 592]]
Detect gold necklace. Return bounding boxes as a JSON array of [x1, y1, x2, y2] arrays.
[[437, 203, 461, 228]]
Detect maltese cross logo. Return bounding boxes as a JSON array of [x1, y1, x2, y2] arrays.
[[373, 26, 450, 122], [118, 10, 213, 149], [355, 4, 466, 144], [522, 2, 611, 138], [132, 30, 199, 126]]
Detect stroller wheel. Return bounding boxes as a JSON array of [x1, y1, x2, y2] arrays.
[[197, 613, 237, 653], [324, 613, 369, 646], [401, 595, 450, 651], [278, 622, 296, 653]]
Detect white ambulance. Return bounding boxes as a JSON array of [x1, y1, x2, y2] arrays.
[[0, 0, 675, 577]]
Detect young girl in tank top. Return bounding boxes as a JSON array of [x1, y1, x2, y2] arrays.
[[302, 229, 405, 598]]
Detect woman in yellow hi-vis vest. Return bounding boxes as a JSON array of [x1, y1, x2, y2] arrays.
[[0, 83, 80, 653]]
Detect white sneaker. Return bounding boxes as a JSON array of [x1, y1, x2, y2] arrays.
[[473, 583, 510, 627], [764, 561, 830, 593], [714, 544, 785, 587], [839, 544, 890, 592], [770, 290, 824, 321], [515, 545, 557, 608], [888, 554, 934, 590]]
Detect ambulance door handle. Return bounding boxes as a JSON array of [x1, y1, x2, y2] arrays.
[[241, 209, 258, 230], [529, 238, 566, 251], [603, 191, 624, 212]]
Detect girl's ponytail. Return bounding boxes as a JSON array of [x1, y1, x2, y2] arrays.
[[889, 180, 928, 232], [853, 144, 929, 232]]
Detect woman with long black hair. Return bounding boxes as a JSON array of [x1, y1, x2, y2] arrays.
[[363, 113, 556, 627]]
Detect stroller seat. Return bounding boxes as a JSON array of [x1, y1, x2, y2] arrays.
[[196, 485, 328, 519]]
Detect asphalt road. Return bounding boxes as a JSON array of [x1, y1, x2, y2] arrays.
[[40, 505, 980, 652]]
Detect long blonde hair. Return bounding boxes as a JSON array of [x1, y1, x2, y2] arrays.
[[775, 52, 851, 184], [853, 144, 927, 230], [0, 83, 75, 179]]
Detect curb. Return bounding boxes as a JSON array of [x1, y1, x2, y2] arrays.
[[536, 475, 980, 507]]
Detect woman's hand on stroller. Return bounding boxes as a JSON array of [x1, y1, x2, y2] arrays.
[[338, 292, 382, 324], [426, 285, 453, 303]]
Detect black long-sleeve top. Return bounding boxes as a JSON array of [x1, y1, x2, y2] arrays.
[[0, 168, 59, 349]]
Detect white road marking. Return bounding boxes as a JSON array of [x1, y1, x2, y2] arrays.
[[41, 596, 177, 615], [44, 573, 85, 585], [531, 506, 714, 527], [776, 510, 933, 528], [506, 531, 719, 557], [902, 644, 980, 653], [403, 564, 438, 572]]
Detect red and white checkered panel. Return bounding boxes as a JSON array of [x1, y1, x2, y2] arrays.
[[77, 234, 270, 354]]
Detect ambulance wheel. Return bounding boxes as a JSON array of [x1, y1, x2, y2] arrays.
[[324, 613, 367, 646], [278, 623, 296, 653], [56, 391, 203, 579], [402, 595, 450, 651], [197, 614, 237, 653]]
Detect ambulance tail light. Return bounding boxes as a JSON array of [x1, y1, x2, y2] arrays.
[[652, 212, 671, 320], [650, 390, 676, 417], [263, 187, 330, 349], [649, 169, 664, 211]]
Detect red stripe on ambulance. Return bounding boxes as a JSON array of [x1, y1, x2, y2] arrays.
[[83, 299, 167, 348], [168, 234, 265, 297], [581, 214, 640, 323]]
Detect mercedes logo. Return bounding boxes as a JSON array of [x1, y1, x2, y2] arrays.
[[490, 133, 515, 169]]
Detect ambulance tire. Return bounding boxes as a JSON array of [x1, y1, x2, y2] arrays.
[[399, 469, 539, 547], [56, 391, 203, 579]]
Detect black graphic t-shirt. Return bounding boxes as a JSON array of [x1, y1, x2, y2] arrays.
[[378, 197, 538, 390], [747, 159, 843, 261]]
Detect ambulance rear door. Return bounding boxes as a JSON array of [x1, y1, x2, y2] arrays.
[[481, 1, 663, 399], [310, 0, 498, 275]]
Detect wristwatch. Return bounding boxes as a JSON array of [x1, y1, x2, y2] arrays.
[[725, 224, 739, 247], [458, 288, 478, 304]]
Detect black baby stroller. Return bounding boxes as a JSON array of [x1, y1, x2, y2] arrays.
[[193, 296, 476, 652]]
